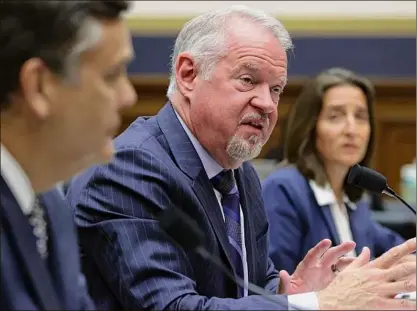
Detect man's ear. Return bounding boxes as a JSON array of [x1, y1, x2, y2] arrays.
[[19, 58, 51, 119], [175, 52, 198, 98]]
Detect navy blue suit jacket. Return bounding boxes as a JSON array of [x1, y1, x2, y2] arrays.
[[66, 103, 289, 310], [0, 177, 95, 310], [261, 165, 406, 274]]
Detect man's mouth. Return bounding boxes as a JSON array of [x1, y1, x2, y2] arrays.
[[239, 116, 267, 131]]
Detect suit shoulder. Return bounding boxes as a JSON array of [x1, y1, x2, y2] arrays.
[[263, 164, 306, 187], [241, 161, 259, 177], [240, 161, 263, 187], [66, 119, 173, 207], [113, 116, 163, 152]]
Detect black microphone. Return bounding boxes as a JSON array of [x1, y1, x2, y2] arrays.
[[157, 206, 294, 308], [347, 164, 416, 215]]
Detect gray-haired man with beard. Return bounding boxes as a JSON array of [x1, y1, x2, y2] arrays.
[[67, 5, 416, 310]]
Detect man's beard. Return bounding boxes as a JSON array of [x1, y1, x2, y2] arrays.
[[226, 134, 264, 162]]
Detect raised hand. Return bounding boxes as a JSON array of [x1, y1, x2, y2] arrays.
[[278, 239, 356, 294], [317, 238, 417, 310]]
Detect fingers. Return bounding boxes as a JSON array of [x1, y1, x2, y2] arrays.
[[384, 262, 416, 282], [396, 273, 417, 284], [278, 270, 291, 294], [377, 278, 416, 296], [335, 256, 355, 271], [345, 246, 371, 270], [397, 254, 417, 265], [300, 239, 332, 268], [320, 241, 356, 268], [377, 298, 416, 310], [369, 238, 416, 269]]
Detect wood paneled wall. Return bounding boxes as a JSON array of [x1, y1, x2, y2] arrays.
[[121, 76, 416, 192]]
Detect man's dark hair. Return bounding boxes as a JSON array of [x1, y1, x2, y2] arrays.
[[0, 1, 130, 109]]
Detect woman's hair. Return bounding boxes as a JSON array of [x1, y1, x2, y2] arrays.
[[283, 67, 376, 202]]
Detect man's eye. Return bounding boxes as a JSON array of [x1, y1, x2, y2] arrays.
[[104, 74, 118, 82], [104, 67, 127, 82], [271, 86, 283, 94], [240, 76, 254, 85]]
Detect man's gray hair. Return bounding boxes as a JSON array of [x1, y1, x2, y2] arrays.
[[166, 5, 293, 99]]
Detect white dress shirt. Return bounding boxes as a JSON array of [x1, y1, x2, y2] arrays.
[[309, 180, 357, 257], [174, 110, 319, 310], [1, 143, 35, 216]]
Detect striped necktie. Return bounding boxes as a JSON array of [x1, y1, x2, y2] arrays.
[[211, 170, 244, 298]]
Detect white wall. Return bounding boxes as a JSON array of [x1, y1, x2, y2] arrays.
[[126, 1, 416, 18]]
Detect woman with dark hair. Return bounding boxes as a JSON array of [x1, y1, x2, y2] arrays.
[[262, 67, 405, 274]]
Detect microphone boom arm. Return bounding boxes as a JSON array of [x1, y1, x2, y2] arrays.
[[383, 187, 417, 215]]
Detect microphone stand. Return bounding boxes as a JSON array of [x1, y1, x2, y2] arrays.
[[383, 187, 416, 215]]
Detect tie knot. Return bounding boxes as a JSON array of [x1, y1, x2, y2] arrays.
[[211, 170, 237, 195]]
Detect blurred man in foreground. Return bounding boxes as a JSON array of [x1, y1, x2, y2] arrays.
[[67, 5, 416, 310], [0, 1, 136, 309]]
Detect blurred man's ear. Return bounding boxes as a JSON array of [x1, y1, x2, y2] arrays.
[[19, 58, 51, 120]]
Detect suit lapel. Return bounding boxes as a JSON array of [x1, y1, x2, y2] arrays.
[[319, 205, 341, 246], [192, 172, 236, 276], [347, 201, 367, 255], [40, 190, 78, 309], [157, 103, 202, 180], [234, 167, 256, 283], [307, 181, 341, 246], [0, 177, 61, 310], [157, 103, 236, 277]]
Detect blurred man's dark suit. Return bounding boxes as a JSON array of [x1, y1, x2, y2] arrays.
[[0, 146, 95, 310]]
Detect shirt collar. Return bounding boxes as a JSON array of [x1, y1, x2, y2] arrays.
[[174, 109, 224, 179], [1, 143, 35, 215], [309, 179, 357, 210]]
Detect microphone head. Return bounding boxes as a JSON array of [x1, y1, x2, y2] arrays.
[[347, 164, 388, 193]]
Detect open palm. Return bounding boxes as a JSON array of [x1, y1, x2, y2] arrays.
[[278, 239, 356, 295]]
